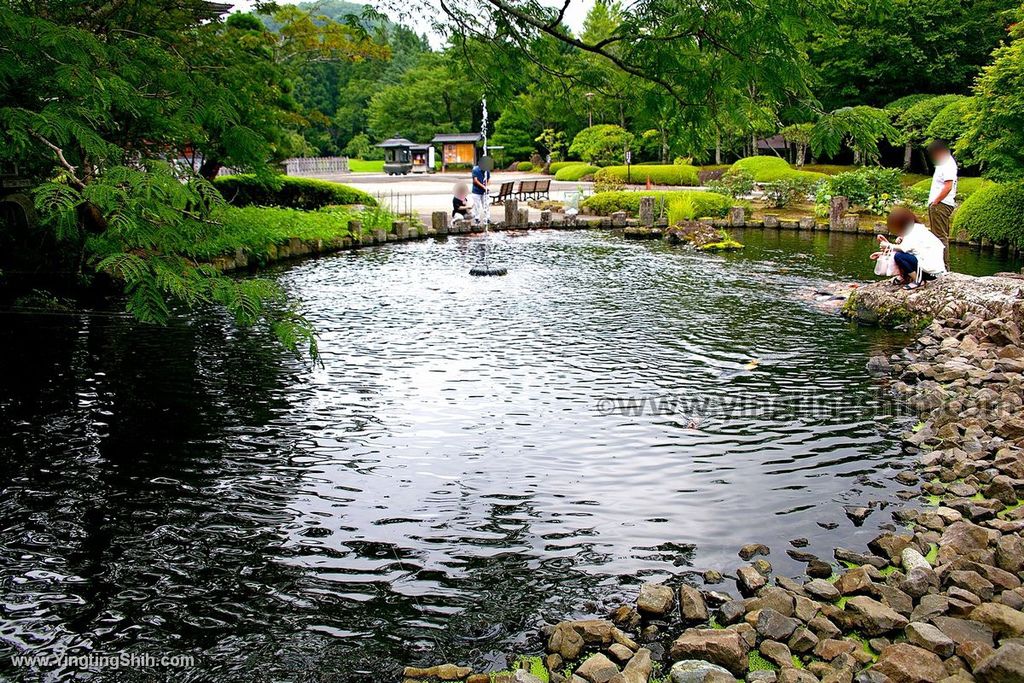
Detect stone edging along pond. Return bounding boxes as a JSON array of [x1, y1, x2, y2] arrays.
[[394, 277, 1024, 683], [205, 202, 1024, 683]]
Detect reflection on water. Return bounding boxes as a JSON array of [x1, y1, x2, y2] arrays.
[[1, 229, 1003, 680]]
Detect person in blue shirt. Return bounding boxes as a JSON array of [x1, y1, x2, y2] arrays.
[[470, 163, 490, 225]]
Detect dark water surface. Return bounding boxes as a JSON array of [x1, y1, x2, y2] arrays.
[[0, 230, 1015, 680]]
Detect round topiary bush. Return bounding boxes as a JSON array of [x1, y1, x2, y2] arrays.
[[516, 161, 534, 172], [554, 164, 600, 181], [593, 164, 699, 186], [730, 156, 792, 181], [548, 161, 584, 175], [951, 181, 1024, 247]]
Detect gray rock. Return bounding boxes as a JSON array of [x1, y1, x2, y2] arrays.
[[575, 653, 619, 683], [932, 616, 995, 647], [804, 579, 840, 602], [679, 585, 709, 624], [719, 600, 746, 625], [759, 640, 792, 669], [909, 594, 948, 623], [901, 547, 931, 572], [669, 660, 733, 683], [844, 596, 908, 636], [905, 622, 955, 658], [777, 670, 817, 683], [756, 608, 800, 641], [739, 543, 771, 560], [969, 602, 1024, 638], [973, 643, 1024, 683], [669, 629, 749, 677], [637, 583, 675, 617], [788, 627, 818, 654], [873, 643, 944, 683], [514, 671, 545, 683], [737, 566, 767, 595], [747, 672, 776, 683]]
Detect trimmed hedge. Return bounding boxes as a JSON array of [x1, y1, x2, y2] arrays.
[[594, 164, 699, 186], [909, 176, 996, 204], [951, 181, 1024, 247], [215, 175, 376, 210], [548, 161, 585, 174], [516, 161, 535, 172], [730, 157, 827, 183], [581, 190, 733, 218], [555, 164, 600, 181]]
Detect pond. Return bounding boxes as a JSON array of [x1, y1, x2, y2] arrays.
[[0, 229, 1018, 680]]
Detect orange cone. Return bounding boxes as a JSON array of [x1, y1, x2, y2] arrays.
[[646, 177, 652, 190]]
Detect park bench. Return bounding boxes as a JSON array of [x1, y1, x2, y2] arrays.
[[490, 181, 514, 204], [515, 178, 551, 201]]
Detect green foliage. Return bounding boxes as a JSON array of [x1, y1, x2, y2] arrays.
[[549, 161, 585, 175], [493, 103, 540, 161], [343, 133, 383, 160], [568, 125, 634, 165], [594, 165, 699, 186], [815, 167, 904, 215], [516, 161, 535, 172], [535, 129, 568, 162], [762, 176, 819, 209], [952, 181, 1024, 247], [730, 157, 793, 181], [667, 195, 699, 223], [908, 176, 995, 205], [926, 97, 975, 146], [187, 206, 357, 260], [898, 95, 965, 144], [709, 169, 756, 198], [884, 94, 935, 116], [555, 164, 600, 181], [811, 106, 899, 163], [748, 651, 778, 672], [214, 175, 376, 210], [805, 0, 1019, 109], [960, 32, 1024, 180], [581, 191, 732, 218]]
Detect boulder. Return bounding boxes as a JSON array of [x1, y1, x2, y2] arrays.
[[868, 533, 915, 564], [873, 643, 945, 683], [939, 522, 990, 556], [901, 548, 931, 573], [905, 622, 955, 658], [679, 585, 709, 623], [756, 608, 800, 641], [575, 653, 619, 683], [619, 648, 652, 683], [835, 567, 874, 596], [669, 629, 749, 677], [973, 643, 1024, 683], [737, 566, 767, 595], [638, 583, 675, 617], [969, 602, 1024, 638], [995, 535, 1024, 574], [844, 596, 909, 636], [759, 640, 793, 669], [804, 579, 840, 602], [788, 627, 819, 654], [932, 616, 994, 647], [668, 660, 733, 683]]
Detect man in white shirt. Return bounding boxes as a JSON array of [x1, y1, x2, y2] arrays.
[[875, 207, 947, 290], [926, 140, 957, 268]]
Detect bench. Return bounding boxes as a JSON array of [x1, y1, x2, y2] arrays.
[[490, 181, 514, 204], [516, 178, 551, 201]]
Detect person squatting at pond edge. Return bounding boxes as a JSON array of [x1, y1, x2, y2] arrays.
[[452, 182, 471, 221], [927, 139, 958, 269], [470, 163, 490, 225], [872, 206, 947, 291]]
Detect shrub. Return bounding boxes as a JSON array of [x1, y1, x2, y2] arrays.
[[516, 161, 535, 172], [952, 181, 1024, 247], [188, 206, 358, 260], [709, 169, 755, 198], [215, 175, 376, 209], [554, 164, 599, 181], [667, 195, 699, 224], [594, 164, 699, 186], [568, 124, 634, 165], [548, 161, 584, 175], [908, 176, 996, 206], [814, 167, 903, 215], [730, 156, 792, 181], [762, 176, 818, 209], [580, 190, 733, 218]]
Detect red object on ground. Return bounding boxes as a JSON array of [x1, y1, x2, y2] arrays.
[[646, 178, 652, 190]]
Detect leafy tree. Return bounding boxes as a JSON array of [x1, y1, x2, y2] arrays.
[[367, 54, 476, 142], [895, 94, 965, 169], [810, 106, 898, 164], [805, 0, 1018, 108], [959, 11, 1024, 180], [884, 94, 937, 168], [781, 123, 813, 167], [925, 97, 976, 148], [492, 102, 539, 160], [568, 125, 634, 165]]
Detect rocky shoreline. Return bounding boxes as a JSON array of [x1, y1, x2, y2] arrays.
[[401, 278, 1024, 683]]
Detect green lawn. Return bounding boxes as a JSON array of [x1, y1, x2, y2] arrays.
[[348, 159, 385, 173]]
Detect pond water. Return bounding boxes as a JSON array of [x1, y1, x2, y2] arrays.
[[0, 230, 1018, 681]]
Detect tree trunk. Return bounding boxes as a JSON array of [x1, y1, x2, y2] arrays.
[[903, 142, 913, 171], [199, 159, 223, 182], [715, 130, 722, 165]]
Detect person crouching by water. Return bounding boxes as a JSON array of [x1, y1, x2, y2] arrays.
[[873, 207, 947, 291], [452, 182, 471, 221], [470, 162, 490, 225]]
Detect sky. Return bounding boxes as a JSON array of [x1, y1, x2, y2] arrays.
[[230, 0, 595, 43]]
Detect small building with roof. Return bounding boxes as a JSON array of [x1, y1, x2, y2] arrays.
[[431, 133, 483, 172], [377, 138, 436, 175]]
